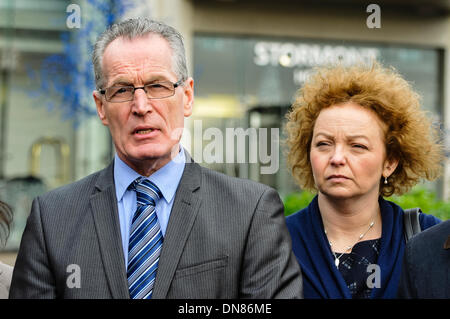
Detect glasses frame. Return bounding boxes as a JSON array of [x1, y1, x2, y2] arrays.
[[99, 79, 184, 102]]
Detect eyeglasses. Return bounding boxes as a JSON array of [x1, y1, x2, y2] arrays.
[[99, 79, 184, 103]]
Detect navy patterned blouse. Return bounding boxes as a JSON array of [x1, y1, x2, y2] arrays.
[[336, 238, 381, 299]]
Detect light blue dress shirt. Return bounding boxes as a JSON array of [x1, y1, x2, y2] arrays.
[[114, 147, 186, 266]]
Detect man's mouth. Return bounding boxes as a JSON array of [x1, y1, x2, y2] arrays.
[[135, 128, 155, 135]]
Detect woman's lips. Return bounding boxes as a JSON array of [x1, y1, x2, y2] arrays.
[[327, 175, 349, 181]]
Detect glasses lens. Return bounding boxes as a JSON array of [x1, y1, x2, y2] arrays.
[[145, 82, 175, 99], [106, 86, 134, 102]]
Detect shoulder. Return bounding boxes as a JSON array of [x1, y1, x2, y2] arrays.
[[418, 211, 441, 230], [285, 203, 314, 238], [383, 199, 441, 230], [404, 220, 450, 277], [0, 262, 13, 297], [190, 164, 285, 217], [286, 206, 309, 226], [199, 164, 273, 197], [38, 165, 111, 203], [0, 262, 13, 278], [30, 165, 113, 220], [409, 219, 450, 248]]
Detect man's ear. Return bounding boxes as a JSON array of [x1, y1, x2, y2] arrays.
[[93, 90, 108, 126], [183, 77, 194, 117]]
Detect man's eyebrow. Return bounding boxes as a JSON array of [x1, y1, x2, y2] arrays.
[[106, 76, 133, 86], [108, 76, 170, 86], [146, 76, 171, 83], [110, 81, 133, 86]]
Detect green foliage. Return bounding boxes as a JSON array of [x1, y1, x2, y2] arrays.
[[388, 187, 450, 221], [283, 191, 315, 217], [283, 186, 450, 220]]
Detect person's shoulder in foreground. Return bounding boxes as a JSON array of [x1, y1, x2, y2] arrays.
[[0, 200, 13, 298], [0, 262, 13, 299], [398, 219, 450, 299]]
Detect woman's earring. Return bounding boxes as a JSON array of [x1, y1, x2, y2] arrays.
[[384, 177, 388, 184]]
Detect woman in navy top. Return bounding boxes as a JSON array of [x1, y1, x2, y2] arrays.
[[284, 63, 443, 298]]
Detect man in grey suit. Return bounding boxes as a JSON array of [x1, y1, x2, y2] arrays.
[[10, 18, 302, 299]]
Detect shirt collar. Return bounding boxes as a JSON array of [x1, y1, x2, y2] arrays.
[[147, 147, 185, 204], [114, 147, 186, 204]]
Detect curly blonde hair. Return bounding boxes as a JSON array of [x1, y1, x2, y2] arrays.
[[285, 63, 443, 197]]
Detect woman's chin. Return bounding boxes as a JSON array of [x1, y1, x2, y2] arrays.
[[319, 188, 356, 200]]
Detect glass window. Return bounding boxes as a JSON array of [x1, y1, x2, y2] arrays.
[[193, 34, 443, 197]]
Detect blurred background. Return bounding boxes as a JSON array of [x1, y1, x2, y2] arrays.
[[1, 0, 450, 265]]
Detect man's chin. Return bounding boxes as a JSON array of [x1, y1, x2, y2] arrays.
[[134, 151, 171, 163], [130, 145, 179, 164], [121, 152, 172, 176]]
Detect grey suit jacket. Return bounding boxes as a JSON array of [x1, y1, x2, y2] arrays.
[[9, 159, 302, 299]]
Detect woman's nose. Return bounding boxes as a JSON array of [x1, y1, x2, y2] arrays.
[[330, 146, 346, 165]]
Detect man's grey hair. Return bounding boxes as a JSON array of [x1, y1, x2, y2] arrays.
[[92, 18, 188, 89]]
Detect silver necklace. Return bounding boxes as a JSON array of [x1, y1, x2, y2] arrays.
[[324, 221, 375, 268]]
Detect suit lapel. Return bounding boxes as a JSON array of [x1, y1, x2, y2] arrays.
[[89, 162, 129, 299], [152, 159, 202, 298]]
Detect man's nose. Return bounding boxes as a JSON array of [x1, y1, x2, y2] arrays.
[[131, 87, 152, 115]]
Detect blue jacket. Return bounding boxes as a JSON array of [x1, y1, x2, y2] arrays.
[[286, 196, 440, 298]]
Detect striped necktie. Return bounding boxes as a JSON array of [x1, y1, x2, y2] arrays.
[[127, 178, 163, 299]]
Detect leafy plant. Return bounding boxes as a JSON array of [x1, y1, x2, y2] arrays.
[[388, 187, 450, 221], [283, 191, 315, 217], [283, 186, 450, 221]]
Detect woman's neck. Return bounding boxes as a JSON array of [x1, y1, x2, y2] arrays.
[[318, 192, 382, 252]]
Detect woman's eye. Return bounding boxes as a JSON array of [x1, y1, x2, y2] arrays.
[[353, 144, 368, 149], [316, 141, 329, 147]]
